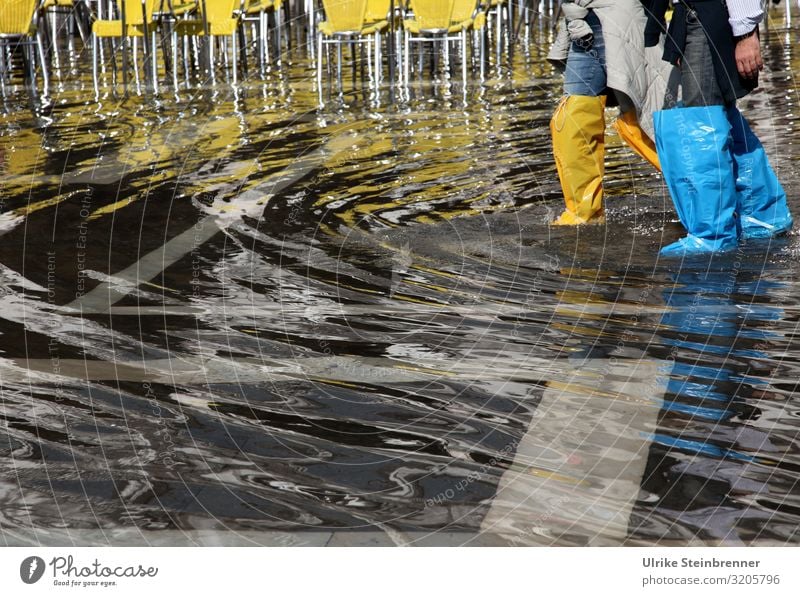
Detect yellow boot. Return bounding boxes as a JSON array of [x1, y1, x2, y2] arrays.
[[614, 110, 661, 171], [551, 95, 606, 225]]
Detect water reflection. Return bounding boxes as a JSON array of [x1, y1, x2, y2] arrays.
[[635, 257, 800, 544]]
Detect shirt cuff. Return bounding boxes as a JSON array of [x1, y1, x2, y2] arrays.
[[729, 10, 763, 38]]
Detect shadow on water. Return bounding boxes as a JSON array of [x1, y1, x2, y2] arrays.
[[1, 14, 800, 546]]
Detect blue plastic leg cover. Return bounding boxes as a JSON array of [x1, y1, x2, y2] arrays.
[[654, 106, 739, 257], [726, 106, 793, 239]]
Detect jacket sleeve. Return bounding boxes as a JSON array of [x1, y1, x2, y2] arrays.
[[642, 0, 670, 47]]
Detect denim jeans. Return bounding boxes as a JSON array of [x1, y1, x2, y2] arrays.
[[680, 9, 725, 107], [564, 10, 606, 96]]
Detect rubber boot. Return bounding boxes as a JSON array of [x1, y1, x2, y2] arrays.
[[654, 106, 739, 257], [551, 95, 606, 225], [726, 106, 793, 240], [614, 110, 660, 171]]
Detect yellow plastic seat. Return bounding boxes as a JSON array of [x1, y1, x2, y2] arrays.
[[0, 0, 38, 35], [92, 0, 161, 38], [364, 0, 390, 24], [170, 1, 199, 16], [243, 0, 282, 13], [41, 0, 75, 7]]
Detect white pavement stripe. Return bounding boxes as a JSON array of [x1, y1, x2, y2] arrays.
[[3, 353, 595, 386], [64, 134, 353, 314], [481, 358, 664, 546], [0, 527, 510, 547], [69, 300, 792, 318]]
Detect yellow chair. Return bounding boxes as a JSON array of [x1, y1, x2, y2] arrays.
[[0, 0, 49, 95], [316, 0, 388, 105], [92, 0, 163, 92], [481, 0, 507, 63], [239, 0, 282, 72], [41, 0, 90, 50], [364, 0, 393, 82], [174, 0, 242, 84], [365, 0, 392, 24], [162, 0, 199, 17], [155, 0, 198, 88], [403, 0, 485, 87]]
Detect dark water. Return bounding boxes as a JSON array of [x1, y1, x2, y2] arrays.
[[1, 12, 800, 546]]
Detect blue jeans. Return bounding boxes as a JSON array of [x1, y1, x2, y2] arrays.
[[563, 10, 606, 96]]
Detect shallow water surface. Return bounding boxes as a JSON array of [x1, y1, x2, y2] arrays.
[[1, 15, 800, 546]]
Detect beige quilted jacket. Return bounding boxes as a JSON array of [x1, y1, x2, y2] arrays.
[[547, 0, 678, 139]]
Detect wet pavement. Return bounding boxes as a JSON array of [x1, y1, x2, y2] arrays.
[[1, 10, 800, 546]]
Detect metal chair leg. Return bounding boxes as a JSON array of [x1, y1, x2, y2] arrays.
[[403, 32, 409, 86], [374, 31, 380, 85], [172, 30, 179, 88], [258, 10, 266, 73], [461, 29, 467, 91], [317, 32, 323, 106], [133, 37, 142, 92], [232, 33, 237, 84], [275, 7, 283, 65], [336, 42, 342, 94], [209, 36, 215, 85], [151, 31, 159, 93], [36, 29, 50, 96]]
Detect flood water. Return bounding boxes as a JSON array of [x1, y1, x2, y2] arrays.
[[1, 12, 800, 547]]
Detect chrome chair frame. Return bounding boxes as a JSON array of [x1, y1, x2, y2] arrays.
[[316, 1, 382, 106], [402, 0, 484, 89], [0, 0, 50, 96]]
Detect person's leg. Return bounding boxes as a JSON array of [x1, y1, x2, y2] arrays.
[[681, 10, 792, 240], [653, 10, 738, 256], [680, 10, 725, 108], [551, 94, 606, 224], [654, 106, 739, 256], [551, 10, 608, 225], [726, 106, 793, 239], [614, 110, 660, 170]]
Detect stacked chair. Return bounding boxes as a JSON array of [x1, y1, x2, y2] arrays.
[[0, 1, 560, 99], [155, 0, 198, 88], [41, 0, 90, 68], [239, 0, 283, 72], [173, 0, 243, 84], [91, 0, 162, 92], [0, 0, 50, 96], [402, 0, 486, 88], [316, 0, 388, 105], [481, 0, 509, 63]]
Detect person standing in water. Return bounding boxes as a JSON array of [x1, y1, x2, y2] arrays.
[[647, 0, 793, 256], [547, 0, 675, 225]]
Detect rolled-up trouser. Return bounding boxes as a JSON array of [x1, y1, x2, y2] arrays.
[[563, 9, 606, 97]]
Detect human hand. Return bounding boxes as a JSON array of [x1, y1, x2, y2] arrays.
[[735, 33, 763, 79]]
